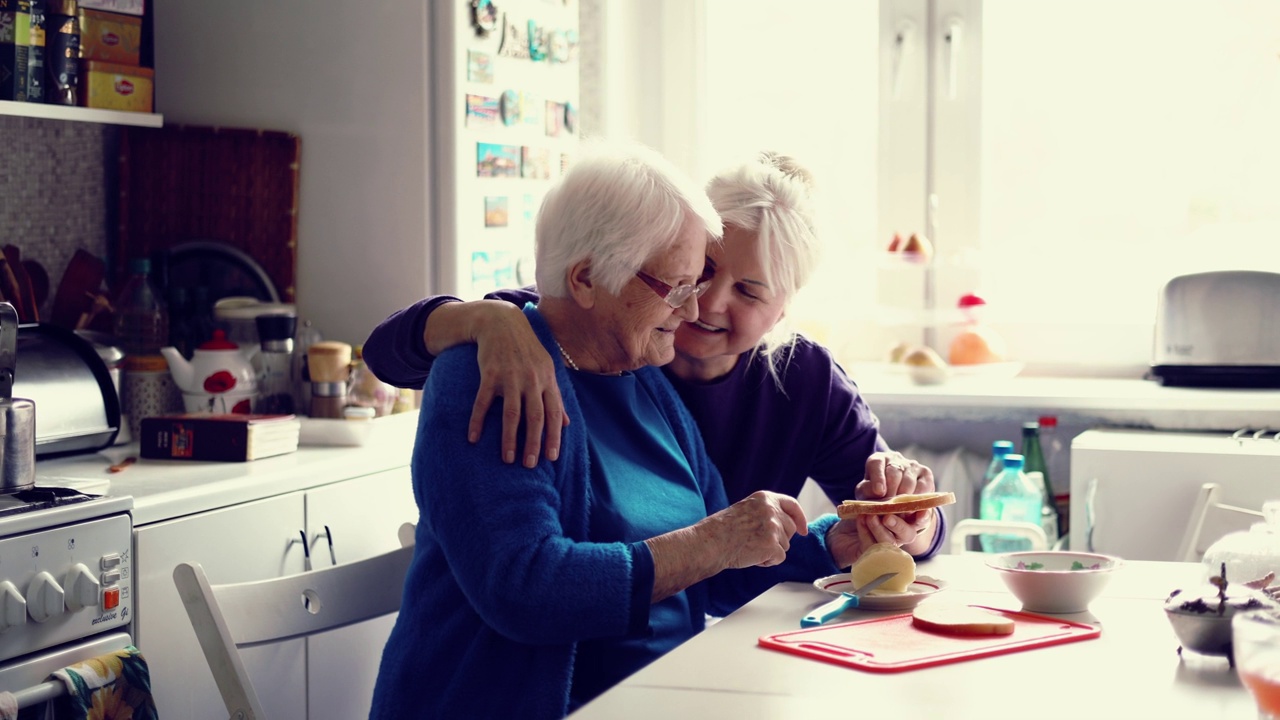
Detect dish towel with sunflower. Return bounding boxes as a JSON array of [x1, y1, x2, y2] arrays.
[[49, 645, 158, 720]]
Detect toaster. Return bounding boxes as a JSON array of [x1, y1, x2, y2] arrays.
[[1150, 270, 1280, 388]]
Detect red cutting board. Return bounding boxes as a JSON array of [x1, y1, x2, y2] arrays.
[[758, 605, 1101, 673]]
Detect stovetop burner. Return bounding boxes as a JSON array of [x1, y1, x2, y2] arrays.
[[0, 487, 98, 519]]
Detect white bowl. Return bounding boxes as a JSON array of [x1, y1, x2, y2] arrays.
[[986, 551, 1122, 614]]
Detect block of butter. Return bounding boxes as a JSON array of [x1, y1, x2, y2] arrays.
[[849, 542, 915, 593]]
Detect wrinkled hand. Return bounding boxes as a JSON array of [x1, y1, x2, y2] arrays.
[[853, 451, 936, 532], [698, 491, 809, 569], [468, 302, 568, 467], [826, 513, 934, 569]]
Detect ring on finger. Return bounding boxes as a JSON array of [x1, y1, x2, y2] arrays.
[[888, 461, 907, 472]]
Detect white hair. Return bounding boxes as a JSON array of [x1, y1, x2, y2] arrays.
[[705, 151, 821, 362], [534, 141, 722, 298]]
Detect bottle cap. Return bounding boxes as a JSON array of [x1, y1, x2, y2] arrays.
[[992, 440, 1014, 454], [256, 313, 298, 342], [1022, 421, 1040, 434], [1003, 454, 1025, 470], [1038, 415, 1058, 428]]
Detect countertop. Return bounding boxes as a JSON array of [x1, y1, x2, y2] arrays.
[[852, 373, 1280, 430], [34, 413, 420, 527]]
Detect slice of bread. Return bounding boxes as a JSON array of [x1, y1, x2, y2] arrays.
[[912, 604, 1015, 636], [837, 491, 955, 518]]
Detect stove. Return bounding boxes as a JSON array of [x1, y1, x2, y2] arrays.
[[0, 488, 134, 705]]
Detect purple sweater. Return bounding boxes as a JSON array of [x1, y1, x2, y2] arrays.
[[364, 289, 945, 559]]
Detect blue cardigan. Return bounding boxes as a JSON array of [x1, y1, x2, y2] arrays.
[[371, 306, 841, 719]]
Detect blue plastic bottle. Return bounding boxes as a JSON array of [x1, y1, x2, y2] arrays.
[[979, 454, 1042, 553], [974, 440, 1014, 516]]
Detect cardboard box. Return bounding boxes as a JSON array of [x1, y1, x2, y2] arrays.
[[78, 7, 138, 64], [0, 0, 32, 101], [77, 0, 141, 16], [79, 59, 150, 111]]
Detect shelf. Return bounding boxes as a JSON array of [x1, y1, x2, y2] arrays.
[[0, 100, 163, 128]]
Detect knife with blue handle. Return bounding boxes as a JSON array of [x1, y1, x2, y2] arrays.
[[801, 572, 898, 627]]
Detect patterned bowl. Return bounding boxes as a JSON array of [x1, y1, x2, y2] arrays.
[[986, 551, 1122, 614]]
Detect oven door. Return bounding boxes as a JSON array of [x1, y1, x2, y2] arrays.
[[0, 631, 133, 711]]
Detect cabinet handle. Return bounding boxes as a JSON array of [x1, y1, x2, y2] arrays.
[[323, 525, 337, 565], [943, 17, 963, 100], [297, 529, 311, 571]]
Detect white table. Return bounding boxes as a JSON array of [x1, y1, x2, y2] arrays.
[[572, 555, 1258, 719]]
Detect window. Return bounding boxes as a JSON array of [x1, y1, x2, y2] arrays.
[[693, 0, 1280, 375]]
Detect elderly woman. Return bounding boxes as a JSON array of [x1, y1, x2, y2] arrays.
[[370, 144, 880, 719], [364, 151, 943, 558]]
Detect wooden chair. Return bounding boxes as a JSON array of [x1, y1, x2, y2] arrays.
[[1177, 483, 1264, 562], [173, 523, 416, 720]]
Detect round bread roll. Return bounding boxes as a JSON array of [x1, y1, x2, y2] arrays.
[[912, 604, 1015, 636], [837, 491, 955, 519], [849, 542, 915, 594]]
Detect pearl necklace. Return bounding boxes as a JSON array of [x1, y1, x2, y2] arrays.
[[555, 340, 580, 371]]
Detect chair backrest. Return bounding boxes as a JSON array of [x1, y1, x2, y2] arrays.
[[949, 519, 1049, 555], [173, 524, 415, 720], [1177, 483, 1264, 562]]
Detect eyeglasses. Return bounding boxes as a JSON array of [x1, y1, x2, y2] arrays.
[[634, 270, 712, 309]]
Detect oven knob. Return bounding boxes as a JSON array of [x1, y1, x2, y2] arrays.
[[27, 572, 65, 623], [0, 581, 25, 632], [65, 564, 101, 612]]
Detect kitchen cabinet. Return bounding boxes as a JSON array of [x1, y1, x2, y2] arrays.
[[0, 99, 162, 126], [134, 467, 416, 719]]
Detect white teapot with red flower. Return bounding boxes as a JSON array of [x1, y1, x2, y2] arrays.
[[161, 330, 259, 414]]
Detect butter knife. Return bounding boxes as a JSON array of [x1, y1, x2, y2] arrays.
[[801, 572, 898, 627]]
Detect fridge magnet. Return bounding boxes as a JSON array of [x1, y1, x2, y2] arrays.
[[477, 142, 522, 178], [548, 31, 571, 64], [522, 146, 551, 180], [471, 252, 497, 295], [545, 101, 563, 137], [528, 20, 548, 61], [523, 194, 536, 222], [563, 102, 577, 134], [466, 94, 500, 127], [560, 153, 571, 175], [467, 50, 494, 83], [522, 92, 542, 127], [498, 15, 531, 60], [499, 89, 521, 126], [470, 0, 500, 38], [492, 251, 515, 288], [484, 196, 509, 227], [566, 29, 580, 62]]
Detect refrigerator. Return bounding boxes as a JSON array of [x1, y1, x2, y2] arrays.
[[431, 0, 582, 299], [1070, 428, 1280, 561]]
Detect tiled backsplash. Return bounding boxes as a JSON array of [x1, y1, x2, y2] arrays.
[[0, 116, 114, 320]]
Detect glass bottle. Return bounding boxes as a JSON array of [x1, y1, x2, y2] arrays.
[[348, 346, 396, 417], [1039, 414, 1069, 535], [979, 454, 1043, 553], [1021, 421, 1059, 543], [255, 313, 298, 415], [113, 257, 176, 439]]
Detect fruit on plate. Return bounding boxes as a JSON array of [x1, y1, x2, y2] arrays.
[[902, 345, 946, 368], [849, 542, 915, 594], [948, 327, 1006, 365], [901, 233, 933, 264], [912, 604, 1015, 636], [887, 340, 912, 364]]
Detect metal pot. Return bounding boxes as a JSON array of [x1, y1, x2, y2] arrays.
[[0, 303, 35, 493]]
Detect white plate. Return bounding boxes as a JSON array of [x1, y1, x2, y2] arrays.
[[812, 574, 946, 612]]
